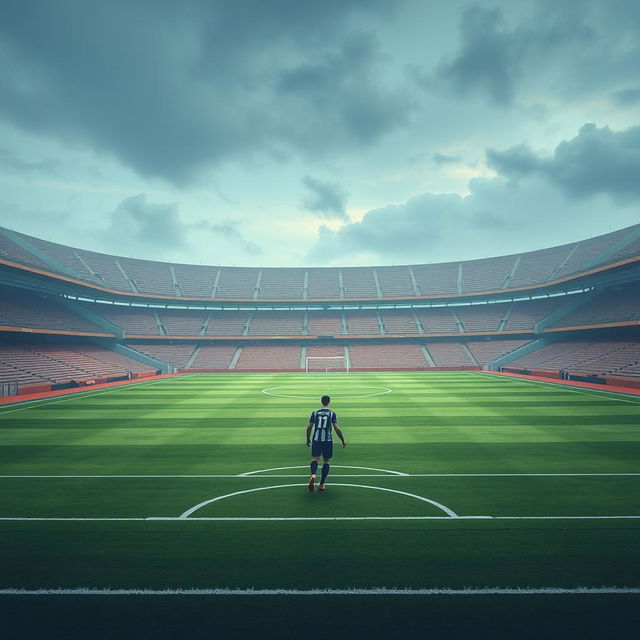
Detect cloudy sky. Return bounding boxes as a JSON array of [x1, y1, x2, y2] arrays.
[[0, 0, 638, 267]]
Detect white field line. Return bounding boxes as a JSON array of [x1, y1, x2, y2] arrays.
[[179, 483, 459, 518], [1, 515, 640, 522], [2, 473, 639, 479], [238, 465, 408, 476], [1, 587, 639, 596], [478, 372, 640, 405], [0, 377, 175, 416], [261, 386, 393, 399]]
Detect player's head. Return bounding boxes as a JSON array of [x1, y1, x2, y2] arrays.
[[321, 395, 330, 406]]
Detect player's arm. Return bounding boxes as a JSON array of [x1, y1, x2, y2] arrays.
[[306, 422, 313, 446], [334, 423, 347, 448]]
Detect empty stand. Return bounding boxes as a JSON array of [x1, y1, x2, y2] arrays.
[[160, 312, 207, 336], [130, 344, 195, 368], [215, 267, 259, 298], [425, 343, 474, 366], [206, 311, 250, 336], [307, 312, 344, 336], [461, 255, 516, 293], [508, 341, 640, 377], [348, 344, 428, 369], [259, 268, 305, 299], [1, 290, 105, 334], [553, 285, 640, 328], [249, 312, 304, 335], [235, 345, 301, 369], [344, 311, 381, 334], [307, 269, 341, 299], [379, 311, 420, 334], [190, 345, 237, 369], [465, 339, 530, 366], [0, 343, 150, 384], [173, 264, 219, 298], [455, 304, 509, 332], [87, 305, 159, 335], [412, 263, 459, 296], [376, 267, 416, 297], [503, 297, 569, 332], [415, 308, 459, 334], [342, 268, 378, 298]]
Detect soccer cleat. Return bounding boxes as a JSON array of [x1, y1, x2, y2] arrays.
[[318, 484, 326, 491], [308, 474, 316, 492]]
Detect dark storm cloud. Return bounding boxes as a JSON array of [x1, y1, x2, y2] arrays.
[[435, 6, 519, 105], [301, 176, 348, 220], [276, 34, 413, 147], [0, 0, 404, 184], [102, 194, 188, 251], [429, 1, 637, 106], [487, 123, 640, 201]]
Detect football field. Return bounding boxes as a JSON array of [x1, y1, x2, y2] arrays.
[[1, 371, 639, 638]]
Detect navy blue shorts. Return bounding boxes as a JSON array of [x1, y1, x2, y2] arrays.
[[311, 440, 333, 459]]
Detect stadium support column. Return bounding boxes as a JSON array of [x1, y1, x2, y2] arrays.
[[372, 269, 383, 298], [408, 266, 421, 296], [112, 343, 172, 374], [457, 263, 464, 294], [343, 345, 351, 371], [299, 345, 307, 369], [421, 344, 435, 367]]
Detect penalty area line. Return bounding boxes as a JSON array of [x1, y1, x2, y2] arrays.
[[1, 587, 639, 596]]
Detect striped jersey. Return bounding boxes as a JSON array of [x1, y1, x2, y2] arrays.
[[310, 408, 338, 442]]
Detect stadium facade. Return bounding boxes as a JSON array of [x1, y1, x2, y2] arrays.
[[1, 224, 639, 396]]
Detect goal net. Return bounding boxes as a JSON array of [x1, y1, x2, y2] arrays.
[[305, 356, 349, 373]]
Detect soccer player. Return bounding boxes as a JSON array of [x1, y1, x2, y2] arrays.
[[306, 395, 346, 492]]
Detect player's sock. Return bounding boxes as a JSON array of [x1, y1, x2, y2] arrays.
[[310, 460, 318, 475], [321, 463, 330, 484]]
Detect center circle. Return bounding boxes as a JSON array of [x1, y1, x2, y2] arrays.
[[262, 386, 393, 399]]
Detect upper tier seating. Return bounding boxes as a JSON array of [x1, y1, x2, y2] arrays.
[[376, 267, 417, 297], [306, 269, 341, 299], [2, 224, 640, 300], [461, 255, 517, 293], [259, 268, 305, 299]]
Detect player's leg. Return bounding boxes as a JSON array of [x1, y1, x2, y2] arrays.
[[319, 441, 334, 490], [309, 444, 322, 492]]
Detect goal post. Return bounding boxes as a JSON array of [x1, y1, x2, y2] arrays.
[[305, 356, 349, 373]]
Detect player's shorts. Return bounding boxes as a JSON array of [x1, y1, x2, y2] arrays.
[[311, 440, 333, 459]]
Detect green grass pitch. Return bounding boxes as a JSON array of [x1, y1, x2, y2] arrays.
[[1, 371, 639, 638]]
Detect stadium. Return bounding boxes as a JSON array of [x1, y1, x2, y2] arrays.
[[1, 223, 640, 637]]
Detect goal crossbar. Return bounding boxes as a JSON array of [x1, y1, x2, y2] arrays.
[[305, 356, 349, 373]]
